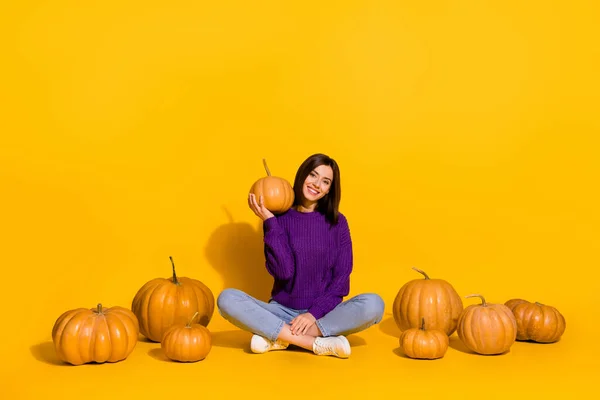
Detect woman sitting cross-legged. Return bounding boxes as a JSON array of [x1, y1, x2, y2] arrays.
[[217, 153, 385, 359]]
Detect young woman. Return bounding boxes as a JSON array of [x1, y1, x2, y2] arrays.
[[217, 153, 385, 358]]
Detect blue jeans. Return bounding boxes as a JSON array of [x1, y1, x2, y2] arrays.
[[217, 288, 385, 342]]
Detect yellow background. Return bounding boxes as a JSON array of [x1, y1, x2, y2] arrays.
[[2, 0, 599, 398]]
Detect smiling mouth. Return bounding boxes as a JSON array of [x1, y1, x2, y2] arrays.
[[306, 186, 320, 195]]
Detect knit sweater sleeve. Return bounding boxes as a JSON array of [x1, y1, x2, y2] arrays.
[[308, 215, 353, 320], [262, 216, 295, 280]]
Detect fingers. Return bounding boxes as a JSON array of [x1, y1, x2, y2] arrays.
[[248, 193, 261, 216], [290, 316, 314, 335]]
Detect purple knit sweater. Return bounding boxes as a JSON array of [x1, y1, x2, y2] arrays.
[[262, 207, 353, 320]]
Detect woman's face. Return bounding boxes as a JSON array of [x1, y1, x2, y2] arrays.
[[302, 164, 333, 203]]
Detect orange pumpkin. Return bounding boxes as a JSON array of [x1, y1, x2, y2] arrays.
[[392, 267, 464, 335], [457, 294, 517, 355], [399, 318, 449, 359], [249, 158, 294, 214], [132, 257, 215, 342], [504, 298, 529, 313], [161, 312, 212, 362], [52, 303, 139, 365], [511, 300, 566, 343]]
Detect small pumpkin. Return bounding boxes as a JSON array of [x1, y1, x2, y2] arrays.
[[399, 318, 449, 359], [510, 300, 566, 343], [249, 158, 294, 214], [131, 257, 215, 342], [392, 267, 464, 335], [161, 312, 212, 362], [457, 294, 517, 355], [52, 303, 139, 366]]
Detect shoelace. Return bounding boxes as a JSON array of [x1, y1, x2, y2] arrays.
[[315, 338, 336, 354]]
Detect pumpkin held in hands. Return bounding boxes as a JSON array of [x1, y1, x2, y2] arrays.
[[457, 294, 517, 355], [161, 312, 212, 362], [505, 299, 566, 343], [249, 158, 294, 214], [392, 267, 464, 336], [52, 303, 139, 366], [399, 318, 449, 360], [131, 257, 215, 342]]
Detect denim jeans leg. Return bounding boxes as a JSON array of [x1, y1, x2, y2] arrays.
[[316, 293, 385, 337], [217, 288, 299, 341]]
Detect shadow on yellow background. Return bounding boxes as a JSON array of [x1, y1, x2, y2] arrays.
[[2, 0, 599, 399], [204, 207, 272, 301]]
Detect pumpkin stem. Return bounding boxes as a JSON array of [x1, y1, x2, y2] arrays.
[[170, 256, 180, 285], [96, 303, 103, 314], [420, 317, 425, 330], [187, 311, 199, 328], [465, 294, 487, 307], [412, 267, 430, 280], [262, 158, 271, 176], [535, 301, 544, 306]]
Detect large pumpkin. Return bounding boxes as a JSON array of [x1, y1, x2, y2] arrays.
[[132, 257, 215, 342], [399, 318, 449, 360], [161, 312, 212, 362], [52, 303, 139, 365], [457, 294, 517, 355], [249, 158, 294, 214], [510, 300, 566, 343], [392, 267, 464, 335]]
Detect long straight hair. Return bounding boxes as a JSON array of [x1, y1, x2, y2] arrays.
[[292, 153, 341, 225]]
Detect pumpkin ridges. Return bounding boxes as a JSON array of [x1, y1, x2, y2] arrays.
[[249, 159, 294, 213], [476, 308, 489, 352], [132, 260, 215, 342], [458, 296, 517, 355], [105, 313, 127, 362], [553, 307, 566, 341], [97, 313, 113, 363], [393, 269, 463, 336], [132, 279, 163, 338], [109, 307, 139, 354], [180, 277, 215, 324], [399, 318, 448, 359], [78, 313, 95, 364], [186, 280, 210, 326], [52, 305, 138, 365], [502, 307, 517, 348], [513, 302, 566, 343], [162, 321, 212, 362], [55, 311, 82, 364]]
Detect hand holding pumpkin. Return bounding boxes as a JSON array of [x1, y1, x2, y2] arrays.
[[249, 158, 294, 214], [248, 193, 274, 221]]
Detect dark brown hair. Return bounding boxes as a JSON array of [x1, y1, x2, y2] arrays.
[[292, 153, 341, 225]]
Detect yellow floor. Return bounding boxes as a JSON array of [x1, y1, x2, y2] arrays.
[[9, 310, 593, 400]]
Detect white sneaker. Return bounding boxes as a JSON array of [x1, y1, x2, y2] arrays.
[[250, 334, 289, 353], [312, 335, 351, 358]]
